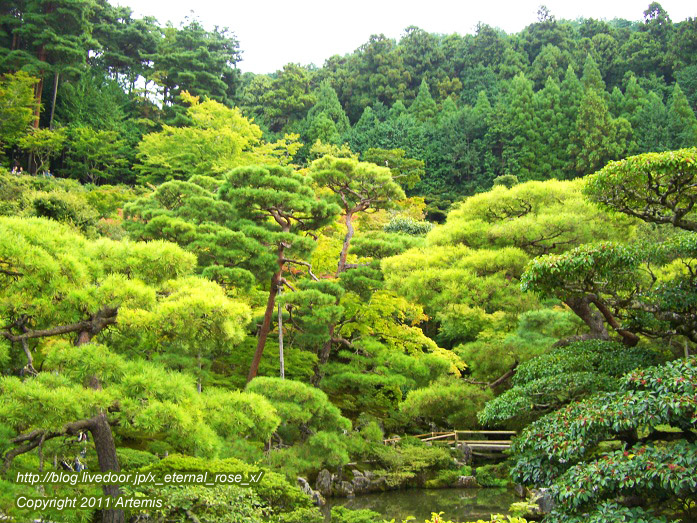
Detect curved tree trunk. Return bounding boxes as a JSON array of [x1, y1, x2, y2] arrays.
[[337, 212, 355, 275], [247, 271, 280, 382], [248, 244, 285, 382], [77, 329, 124, 523]]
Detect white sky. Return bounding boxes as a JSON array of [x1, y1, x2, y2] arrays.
[[110, 0, 695, 74]]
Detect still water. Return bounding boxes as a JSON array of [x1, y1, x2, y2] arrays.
[[323, 488, 518, 522]]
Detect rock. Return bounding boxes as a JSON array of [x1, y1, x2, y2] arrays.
[[311, 491, 325, 507], [456, 475, 478, 488], [315, 469, 334, 497], [530, 488, 555, 514], [515, 483, 529, 498], [335, 480, 355, 498], [351, 470, 371, 494], [297, 477, 325, 507]]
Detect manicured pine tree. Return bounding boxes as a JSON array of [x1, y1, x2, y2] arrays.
[[218, 165, 340, 381]]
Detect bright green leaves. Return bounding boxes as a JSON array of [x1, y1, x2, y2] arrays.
[[136, 93, 298, 184]]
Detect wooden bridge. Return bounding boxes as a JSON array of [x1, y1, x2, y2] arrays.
[[383, 430, 516, 453]]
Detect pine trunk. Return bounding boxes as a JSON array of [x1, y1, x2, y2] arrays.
[[337, 212, 355, 275], [247, 269, 281, 382], [77, 329, 124, 523]]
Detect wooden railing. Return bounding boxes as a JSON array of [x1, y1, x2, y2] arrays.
[[383, 430, 516, 452]]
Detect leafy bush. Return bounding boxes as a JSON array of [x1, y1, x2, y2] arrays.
[[493, 174, 519, 188], [133, 484, 268, 523], [384, 216, 434, 235], [424, 465, 474, 488], [116, 448, 159, 470], [277, 507, 324, 523], [331, 506, 382, 523], [474, 463, 511, 488], [246, 377, 351, 444], [479, 340, 663, 426], [510, 357, 697, 521], [140, 455, 312, 512], [401, 380, 492, 428]]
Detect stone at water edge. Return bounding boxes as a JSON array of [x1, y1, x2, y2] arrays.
[[455, 475, 478, 488], [514, 483, 530, 498], [530, 488, 555, 514], [315, 469, 334, 497], [297, 476, 325, 507]]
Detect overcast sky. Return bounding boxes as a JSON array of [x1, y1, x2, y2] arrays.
[[110, 0, 695, 74]]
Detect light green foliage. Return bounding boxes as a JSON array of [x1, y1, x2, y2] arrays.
[[371, 440, 453, 487], [383, 216, 433, 235], [400, 380, 493, 428], [135, 484, 268, 523], [246, 377, 350, 443], [140, 454, 312, 512], [427, 179, 630, 254], [64, 126, 127, 184], [424, 465, 473, 488], [0, 72, 37, 151], [18, 127, 66, 173], [492, 174, 519, 188], [136, 92, 299, 183], [330, 506, 382, 523]]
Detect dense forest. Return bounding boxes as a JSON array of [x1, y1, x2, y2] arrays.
[[1, 1, 697, 522]]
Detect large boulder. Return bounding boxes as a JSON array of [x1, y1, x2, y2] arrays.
[[530, 488, 555, 514], [315, 469, 334, 497]]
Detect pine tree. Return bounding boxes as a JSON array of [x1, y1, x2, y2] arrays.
[[408, 78, 438, 122], [502, 73, 541, 180], [535, 77, 567, 177], [667, 82, 697, 147], [635, 91, 670, 151], [581, 54, 606, 93], [306, 80, 350, 136], [567, 89, 630, 176], [218, 165, 340, 381]]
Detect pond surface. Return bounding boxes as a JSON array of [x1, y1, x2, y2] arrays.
[[323, 487, 518, 522]]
